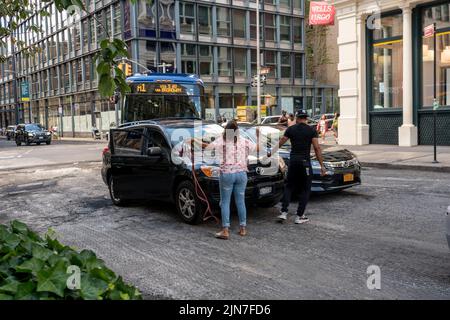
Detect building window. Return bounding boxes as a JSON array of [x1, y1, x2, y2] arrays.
[[280, 15, 291, 42], [264, 13, 276, 42], [250, 11, 263, 40], [82, 19, 89, 51], [90, 17, 96, 48], [294, 53, 303, 79], [96, 12, 106, 41], [198, 5, 212, 36], [105, 6, 112, 36], [51, 67, 59, 92], [217, 7, 231, 37], [234, 48, 247, 77], [218, 47, 232, 76], [293, 0, 302, 11], [264, 51, 277, 78], [280, 0, 291, 10], [422, 3, 450, 108], [113, 3, 122, 37], [84, 57, 91, 82], [160, 42, 176, 73], [181, 44, 197, 74], [233, 9, 246, 38], [281, 52, 291, 78], [139, 40, 157, 72], [293, 18, 303, 44], [369, 13, 403, 109], [199, 45, 212, 75], [180, 2, 196, 34], [73, 24, 81, 52]]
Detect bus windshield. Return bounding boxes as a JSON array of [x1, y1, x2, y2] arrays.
[[122, 82, 205, 123]]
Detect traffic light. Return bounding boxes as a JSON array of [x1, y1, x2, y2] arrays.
[[125, 63, 132, 76]]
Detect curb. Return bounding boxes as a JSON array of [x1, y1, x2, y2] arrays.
[[361, 161, 450, 173], [0, 160, 102, 173]]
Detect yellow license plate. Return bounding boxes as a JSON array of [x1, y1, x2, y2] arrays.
[[343, 173, 354, 182]]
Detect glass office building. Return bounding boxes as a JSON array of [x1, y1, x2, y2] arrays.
[[0, 0, 336, 137]]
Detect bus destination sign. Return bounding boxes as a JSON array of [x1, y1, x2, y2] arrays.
[[132, 83, 186, 94]]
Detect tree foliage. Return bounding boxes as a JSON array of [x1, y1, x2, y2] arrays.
[[0, 220, 142, 300], [305, 0, 332, 82]]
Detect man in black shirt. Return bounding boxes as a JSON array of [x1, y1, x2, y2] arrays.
[[273, 109, 326, 224]]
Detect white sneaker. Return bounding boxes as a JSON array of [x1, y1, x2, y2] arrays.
[[294, 216, 309, 224], [277, 211, 288, 221]]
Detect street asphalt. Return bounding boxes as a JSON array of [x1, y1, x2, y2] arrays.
[[0, 137, 104, 171], [0, 154, 449, 299]]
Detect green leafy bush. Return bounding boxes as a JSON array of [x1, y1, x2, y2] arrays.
[[0, 220, 142, 300]]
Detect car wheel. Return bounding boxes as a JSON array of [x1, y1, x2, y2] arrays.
[[36, 142, 41, 145], [108, 176, 127, 206], [175, 180, 203, 224], [7, 136, 10, 141], [26, 139, 31, 146], [16, 140, 21, 146], [46, 141, 51, 145]]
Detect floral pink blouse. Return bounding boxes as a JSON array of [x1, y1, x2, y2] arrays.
[[209, 136, 257, 174]]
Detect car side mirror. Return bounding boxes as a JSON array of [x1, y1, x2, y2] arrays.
[[147, 146, 162, 157]]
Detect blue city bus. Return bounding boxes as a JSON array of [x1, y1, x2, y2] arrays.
[[122, 73, 206, 124]]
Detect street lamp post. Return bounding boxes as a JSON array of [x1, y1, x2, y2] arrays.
[[256, 0, 261, 124]]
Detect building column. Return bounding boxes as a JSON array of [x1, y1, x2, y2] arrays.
[[398, 4, 418, 146], [335, 4, 368, 145]]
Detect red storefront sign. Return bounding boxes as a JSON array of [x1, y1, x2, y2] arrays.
[[423, 24, 435, 38], [309, 2, 336, 26]]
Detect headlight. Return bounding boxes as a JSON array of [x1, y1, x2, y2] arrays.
[[312, 160, 333, 175], [45, 132, 51, 136], [200, 166, 220, 178], [28, 133, 34, 137]]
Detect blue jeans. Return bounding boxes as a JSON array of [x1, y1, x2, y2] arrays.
[[219, 171, 248, 228]]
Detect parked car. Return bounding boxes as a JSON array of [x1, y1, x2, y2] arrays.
[[101, 119, 285, 224], [260, 115, 282, 125], [243, 125, 362, 193], [15, 123, 52, 146], [6, 125, 17, 140]]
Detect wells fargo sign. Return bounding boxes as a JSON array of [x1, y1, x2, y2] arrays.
[[309, 1, 335, 26]]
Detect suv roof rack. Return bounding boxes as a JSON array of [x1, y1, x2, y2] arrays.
[[118, 120, 158, 128]]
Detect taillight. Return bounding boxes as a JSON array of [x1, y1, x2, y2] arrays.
[[102, 147, 109, 156]]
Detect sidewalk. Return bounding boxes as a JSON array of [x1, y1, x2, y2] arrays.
[[322, 138, 450, 172], [58, 136, 107, 144]]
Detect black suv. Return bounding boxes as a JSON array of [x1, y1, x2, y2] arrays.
[[15, 123, 52, 146], [101, 119, 285, 224]]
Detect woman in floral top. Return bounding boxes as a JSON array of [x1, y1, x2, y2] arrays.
[[209, 120, 257, 240]]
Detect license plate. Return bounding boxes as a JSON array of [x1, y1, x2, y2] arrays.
[[259, 186, 272, 195], [343, 173, 354, 182], [39, 136, 43, 139]]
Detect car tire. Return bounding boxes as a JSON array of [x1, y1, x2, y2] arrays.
[[46, 141, 51, 145], [36, 142, 41, 145], [16, 140, 21, 146], [26, 139, 31, 146], [7, 136, 10, 141], [175, 180, 204, 225], [108, 176, 128, 206]]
